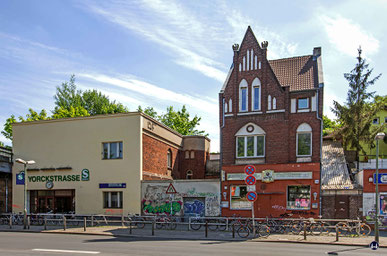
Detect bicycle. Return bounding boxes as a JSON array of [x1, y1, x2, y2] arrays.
[[156, 215, 177, 230], [128, 214, 145, 229], [336, 219, 371, 237], [237, 219, 270, 238]]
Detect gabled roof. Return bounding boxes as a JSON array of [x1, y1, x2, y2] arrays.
[[269, 55, 317, 92], [321, 139, 356, 190]]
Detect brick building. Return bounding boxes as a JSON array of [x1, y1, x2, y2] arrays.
[[219, 27, 324, 218], [0, 146, 12, 213]]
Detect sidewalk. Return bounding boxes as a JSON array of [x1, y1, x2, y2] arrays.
[[1, 224, 386, 247]]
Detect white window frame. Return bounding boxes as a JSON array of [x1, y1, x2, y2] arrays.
[[102, 142, 123, 159], [296, 123, 312, 157], [298, 98, 309, 110], [239, 79, 248, 112], [251, 78, 261, 111], [103, 191, 123, 209], [236, 135, 265, 158]]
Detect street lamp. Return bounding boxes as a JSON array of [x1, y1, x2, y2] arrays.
[[374, 132, 385, 243], [15, 158, 35, 229]]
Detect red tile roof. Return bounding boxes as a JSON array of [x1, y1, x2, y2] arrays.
[[269, 55, 317, 92]]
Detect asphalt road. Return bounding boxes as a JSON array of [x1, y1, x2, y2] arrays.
[[0, 232, 386, 256]]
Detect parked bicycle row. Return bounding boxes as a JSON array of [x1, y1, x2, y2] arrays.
[[0, 213, 372, 238]]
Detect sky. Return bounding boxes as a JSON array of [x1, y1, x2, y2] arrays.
[[0, 0, 386, 152]]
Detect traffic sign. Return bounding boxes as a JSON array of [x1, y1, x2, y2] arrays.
[[166, 183, 177, 194], [370, 241, 379, 250], [244, 165, 256, 175], [245, 175, 256, 185], [246, 191, 257, 202]]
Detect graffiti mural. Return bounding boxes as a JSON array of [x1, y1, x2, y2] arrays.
[[141, 182, 221, 216], [184, 199, 205, 216], [142, 200, 182, 215]]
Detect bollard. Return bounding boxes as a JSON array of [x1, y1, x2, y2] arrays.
[[9, 216, 12, 229], [303, 223, 307, 240], [129, 219, 132, 234], [84, 217, 87, 232], [121, 215, 124, 227], [63, 216, 66, 231], [91, 215, 94, 227], [27, 216, 30, 229], [232, 223, 235, 238], [44, 216, 47, 230], [152, 219, 155, 236], [188, 217, 191, 231], [335, 225, 339, 241], [205, 220, 208, 238]]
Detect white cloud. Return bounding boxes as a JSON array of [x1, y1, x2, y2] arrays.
[[320, 15, 379, 57], [77, 73, 219, 114]]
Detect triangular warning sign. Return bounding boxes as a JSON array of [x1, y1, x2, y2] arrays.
[[166, 183, 177, 194]]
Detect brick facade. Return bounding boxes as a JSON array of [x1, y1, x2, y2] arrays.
[[219, 27, 323, 217]]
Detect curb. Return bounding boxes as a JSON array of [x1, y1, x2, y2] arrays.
[[1, 228, 386, 247]]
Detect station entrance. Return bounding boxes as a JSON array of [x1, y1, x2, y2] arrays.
[[29, 190, 75, 213]]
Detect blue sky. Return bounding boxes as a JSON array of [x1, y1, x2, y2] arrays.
[[1, 0, 386, 151]]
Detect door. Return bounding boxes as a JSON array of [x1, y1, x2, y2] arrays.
[[334, 195, 349, 219]]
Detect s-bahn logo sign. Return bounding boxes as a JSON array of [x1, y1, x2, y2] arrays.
[[26, 169, 90, 183]]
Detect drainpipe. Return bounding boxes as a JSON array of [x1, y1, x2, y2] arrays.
[[219, 96, 225, 213], [5, 178, 8, 212], [316, 88, 323, 216]]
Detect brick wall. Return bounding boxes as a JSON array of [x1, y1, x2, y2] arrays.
[[142, 134, 180, 180], [0, 173, 11, 213], [179, 150, 208, 179]]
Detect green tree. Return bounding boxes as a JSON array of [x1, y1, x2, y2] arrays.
[[1, 109, 49, 140], [53, 75, 128, 116], [331, 47, 383, 169], [159, 105, 207, 136], [137, 106, 158, 119], [323, 115, 341, 136]]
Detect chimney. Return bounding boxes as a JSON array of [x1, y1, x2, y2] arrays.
[[261, 41, 268, 59], [313, 47, 321, 57], [232, 44, 239, 63]]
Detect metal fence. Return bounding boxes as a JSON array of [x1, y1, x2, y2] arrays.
[[0, 213, 375, 240]]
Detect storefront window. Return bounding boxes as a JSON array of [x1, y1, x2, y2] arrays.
[[230, 185, 251, 210], [380, 194, 387, 216], [103, 191, 123, 209], [287, 185, 310, 210]]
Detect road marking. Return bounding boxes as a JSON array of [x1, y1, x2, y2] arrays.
[[32, 249, 100, 254]]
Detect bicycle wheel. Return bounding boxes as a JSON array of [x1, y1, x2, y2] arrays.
[[358, 223, 371, 236], [291, 222, 302, 235], [336, 222, 349, 236], [237, 226, 250, 238], [257, 224, 270, 238], [156, 222, 163, 229], [309, 223, 323, 236], [217, 219, 227, 231], [208, 219, 218, 231], [190, 220, 202, 231], [135, 217, 145, 229]]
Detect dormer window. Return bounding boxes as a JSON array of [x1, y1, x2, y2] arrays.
[[239, 79, 248, 112], [298, 98, 309, 109]]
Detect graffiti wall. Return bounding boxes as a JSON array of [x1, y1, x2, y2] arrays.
[[141, 180, 220, 216]]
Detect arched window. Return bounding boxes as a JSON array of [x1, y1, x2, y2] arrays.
[[273, 97, 277, 110], [251, 49, 254, 69], [296, 123, 312, 157], [186, 170, 193, 179], [268, 95, 272, 110], [167, 149, 172, 168], [229, 99, 232, 112], [235, 123, 265, 158], [243, 56, 246, 71], [254, 56, 258, 70], [239, 63, 242, 72], [225, 102, 228, 113], [239, 79, 248, 112], [185, 150, 190, 159], [251, 78, 261, 111], [259, 61, 261, 69], [246, 50, 249, 71], [190, 151, 195, 159]]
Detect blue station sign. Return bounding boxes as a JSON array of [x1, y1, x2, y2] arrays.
[[99, 183, 127, 189], [373, 173, 387, 185]]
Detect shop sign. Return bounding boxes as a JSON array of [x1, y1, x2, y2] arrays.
[[81, 169, 90, 181], [227, 171, 312, 181], [262, 170, 274, 183], [99, 183, 126, 188], [373, 173, 387, 184]]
